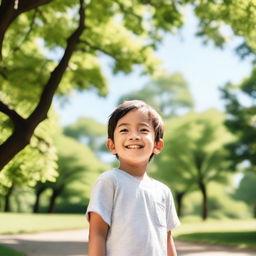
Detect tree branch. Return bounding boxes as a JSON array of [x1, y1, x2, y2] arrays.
[[79, 39, 119, 62], [34, 134, 51, 148], [17, 0, 54, 14], [12, 8, 38, 54], [0, 99, 24, 124], [27, 0, 86, 126]]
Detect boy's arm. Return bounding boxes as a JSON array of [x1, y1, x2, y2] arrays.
[[88, 212, 109, 256], [167, 231, 177, 256]]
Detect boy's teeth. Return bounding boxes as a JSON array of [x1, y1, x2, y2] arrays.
[[127, 145, 141, 149]]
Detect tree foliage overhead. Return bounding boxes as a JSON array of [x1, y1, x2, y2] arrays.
[[0, 0, 256, 171], [0, 0, 185, 171], [193, 0, 256, 53]]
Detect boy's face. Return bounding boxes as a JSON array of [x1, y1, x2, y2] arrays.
[[107, 109, 163, 170]]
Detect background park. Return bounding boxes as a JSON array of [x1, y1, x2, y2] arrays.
[[0, 0, 256, 255]]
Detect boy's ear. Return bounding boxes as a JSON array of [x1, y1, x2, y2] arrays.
[[153, 139, 164, 155], [107, 138, 117, 155]]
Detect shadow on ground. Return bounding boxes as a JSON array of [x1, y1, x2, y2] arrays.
[[1, 230, 256, 256], [1, 239, 87, 256], [0, 229, 88, 256], [176, 240, 256, 256]]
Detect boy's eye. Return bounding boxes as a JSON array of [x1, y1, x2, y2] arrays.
[[120, 129, 128, 133], [140, 128, 149, 133]]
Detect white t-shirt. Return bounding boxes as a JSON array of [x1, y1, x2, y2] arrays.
[[86, 168, 180, 256]]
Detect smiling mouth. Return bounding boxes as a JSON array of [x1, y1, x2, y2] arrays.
[[125, 145, 144, 149]]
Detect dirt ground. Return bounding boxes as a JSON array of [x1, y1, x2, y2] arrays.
[[0, 229, 255, 256]]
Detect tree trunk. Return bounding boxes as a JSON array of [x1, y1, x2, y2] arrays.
[[33, 188, 46, 213], [176, 191, 185, 217], [4, 184, 14, 212], [47, 189, 59, 213], [0, 123, 35, 171], [199, 181, 208, 220]]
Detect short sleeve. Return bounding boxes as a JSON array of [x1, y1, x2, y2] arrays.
[[166, 188, 180, 231], [86, 174, 116, 226]]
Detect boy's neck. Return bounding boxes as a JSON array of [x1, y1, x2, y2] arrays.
[[118, 162, 148, 178]]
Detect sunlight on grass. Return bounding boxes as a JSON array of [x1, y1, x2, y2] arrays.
[[1, 213, 255, 249], [177, 231, 256, 249], [0, 213, 88, 234], [173, 218, 256, 249], [174, 218, 256, 236]]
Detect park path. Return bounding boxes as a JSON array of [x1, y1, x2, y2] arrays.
[[0, 229, 255, 256]]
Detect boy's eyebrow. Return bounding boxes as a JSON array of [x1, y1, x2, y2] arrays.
[[117, 122, 151, 128], [117, 123, 130, 128], [139, 122, 152, 127]]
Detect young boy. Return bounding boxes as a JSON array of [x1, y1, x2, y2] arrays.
[[86, 100, 180, 256]]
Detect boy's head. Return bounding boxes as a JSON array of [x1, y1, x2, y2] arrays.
[[107, 100, 164, 162]]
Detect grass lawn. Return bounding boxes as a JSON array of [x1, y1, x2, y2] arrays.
[[177, 231, 256, 249], [0, 213, 255, 250], [0, 213, 88, 234], [174, 218, 256, 249], [0, 245, 26, 256]]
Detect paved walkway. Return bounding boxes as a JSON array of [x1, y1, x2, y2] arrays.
[[0, 229, 255, 256]]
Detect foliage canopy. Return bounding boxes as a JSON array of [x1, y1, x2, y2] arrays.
[[0, 0, 256, 177]]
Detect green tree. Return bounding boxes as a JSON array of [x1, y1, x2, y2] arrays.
[[154, 110, 233, 220], [0, 108, 58, 211], [33, 133, 107, 213], [193, 0, 256, 52], [0, 0, 185, 170], [1, 0, 256, 171], [33, 181, 47, 213], [234, 171, 256, 218], [64, 117, 106, 152], [183, 181, 251, 219], [118, 72, 194, 117], [1, 0, 255, 214], [221, 68, 256, 172]]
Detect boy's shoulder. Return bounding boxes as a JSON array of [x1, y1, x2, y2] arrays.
[[148, 176, 172, 194], [97, 168, 116, 179], [96, 168, 120, 183]]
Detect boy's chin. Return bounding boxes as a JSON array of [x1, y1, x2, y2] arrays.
[[119, 157, 151, 165]]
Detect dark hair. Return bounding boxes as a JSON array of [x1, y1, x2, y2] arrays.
[[108, 100, 164, 142]]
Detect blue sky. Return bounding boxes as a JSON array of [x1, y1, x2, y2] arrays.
[[55, 11, 252, 126]]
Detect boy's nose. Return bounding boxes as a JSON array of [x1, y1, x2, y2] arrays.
[[128, 132, 140, 140]]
